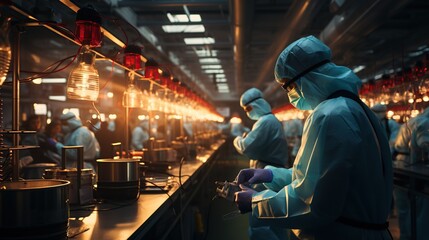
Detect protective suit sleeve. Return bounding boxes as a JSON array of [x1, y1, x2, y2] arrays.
[[388, 119, 400, 147], [131, 127, 144, 150], [262, 165, 293, 192], [233, 118, 272, 157], [394, 122, 412, 155], [250, 113, 355, 229]]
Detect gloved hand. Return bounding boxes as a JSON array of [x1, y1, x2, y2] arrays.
[[236, 168, 273, 184], [242, 131, 248, 138], [235, 184, 257, 213], [46, 138, 57, 148]]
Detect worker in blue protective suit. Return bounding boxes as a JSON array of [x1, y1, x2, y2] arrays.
[[234, 35, 393, 240], [371, 103, 400, 155], [233, 88, 290, 240], [53, 112, 100, 170], [233, 88, 289, 169], [393, 108, 429, 240]]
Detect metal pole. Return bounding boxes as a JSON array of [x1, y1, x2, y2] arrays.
[[125, 106, 129, 158], [11, 26, 21, 181]]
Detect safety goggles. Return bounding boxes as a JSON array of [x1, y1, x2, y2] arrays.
[[278, 59, 331, 93], [243, 105, 253, 112], [281, 79, 298, 93]]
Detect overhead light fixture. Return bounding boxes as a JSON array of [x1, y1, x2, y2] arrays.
[[201, 65, 222, 69], [218, 89, 229, 93], [0, 17, 11, 86], [67, 46, 99, 101], [199, 58, 220, 64], [216, 74, 226, 78], [184, 37, 215, 45], [195, 49, 217, 57], [144, 58, 160, 80], [167, 13, 201, 23], [49, 96, 67, 101], [216, 78, 227, 83], [352, 65, 366, 73], [162, 25, 205, 33], [123, 45, 142, 70], [204, 69, 224, 74], [67, 6, 103, 101], [33, 78, 67, 84], [123, 72, 143, 108], [75, 6, 103, 47]]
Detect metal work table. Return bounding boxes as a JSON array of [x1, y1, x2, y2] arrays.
[[70, 140, 225, 240], [393, 161, 429, 240]]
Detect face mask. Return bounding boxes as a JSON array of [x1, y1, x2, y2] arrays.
[[287, 88, 312, 110], [246, 110, 259, 120]]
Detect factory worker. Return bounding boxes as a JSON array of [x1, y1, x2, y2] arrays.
[[393, 109, 429, 240], [371, 103, 400, 154], [233, 88, 289, 169], [234, 35, 393, 240], [233, 88, 290, 240], [54, 112, 100, 170], [131, 120, 149, 150]]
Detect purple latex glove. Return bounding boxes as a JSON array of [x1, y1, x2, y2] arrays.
[[235, 185, 257, 213], [46, 138, 57, 148], [236, 168, 273, 184]]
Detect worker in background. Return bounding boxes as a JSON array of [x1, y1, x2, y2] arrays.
[[371, 103, 400, 155], [52, 112, 100, 170], [393, 108, 429, 240], [131, 119, 149, 150], [283, 117, 303, 166], [233, 87, 289, 240], [234, 35, 393, 239]]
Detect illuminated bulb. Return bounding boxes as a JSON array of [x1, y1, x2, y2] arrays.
[[67, 46, 99, 101], [0, 17, 11, 86], [423, 95, 429, 102], [392, 90, 402, 103], [404, 88, 414, 104], [122, 83, 143, 108]]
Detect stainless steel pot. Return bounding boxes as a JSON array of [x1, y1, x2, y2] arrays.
[[44, 168, 94, 205], [0, 179, 70, 240], [44, 146, 94, 205], [96, 158, 140, 200], [153, 148, 177, 162]]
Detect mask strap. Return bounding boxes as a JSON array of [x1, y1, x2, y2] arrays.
[[282, 59, 330, 88]]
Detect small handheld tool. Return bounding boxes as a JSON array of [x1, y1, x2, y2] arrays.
[[215, 181, 249, 202]]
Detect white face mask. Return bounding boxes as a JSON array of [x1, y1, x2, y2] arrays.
[[246, 110, 259, 120], [287, 88, 312, 110]]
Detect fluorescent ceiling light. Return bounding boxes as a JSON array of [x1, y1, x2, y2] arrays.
[[216, 74, 226, 78], [216, 78, 227, 82], [352, 65, 366, 73], [219, 89, 230, 93], [195, 49, 218, 57], [199, 58, 220, 64], [201, 65, 222, 69], [167, 13, 202, 23], [162, 25, 205, 33], [204, 69, 224, 74], [217, 84, 229, 89], [49, 96, 66, 101], [33, 103, 47, 115], [184, 37, 215, 45], [32, 77, 67, 84]]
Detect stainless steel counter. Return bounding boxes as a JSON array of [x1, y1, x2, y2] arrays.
[[69, 140, 225, 239], [393, 161, 429, 240]]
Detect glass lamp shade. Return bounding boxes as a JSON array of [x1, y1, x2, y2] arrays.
[[122, 83, 143, 108], [0, 17, 11, 86], [67, 48, 99, 101]]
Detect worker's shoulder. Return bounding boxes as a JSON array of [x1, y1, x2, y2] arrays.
[[313, 98, 356, 120]]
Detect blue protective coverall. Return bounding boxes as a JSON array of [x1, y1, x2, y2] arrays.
[[371, 103, 400, 154], [55, 112, 100, 170], [233, 88, 289, 169], [394, 109, 429, 240], [233, 88, 290, 240], [247, 35, 393, 239]]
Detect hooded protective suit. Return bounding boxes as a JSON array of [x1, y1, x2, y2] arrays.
[[234, 88, 290, 240], [245, 36, 393, 239], [393, 109, 429, 240], [233, 88, 289, 169], [56, 112, 100, 169]]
